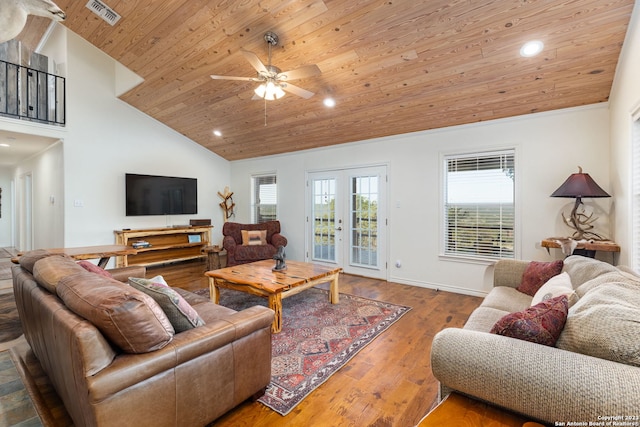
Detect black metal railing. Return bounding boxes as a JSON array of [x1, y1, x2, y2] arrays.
[[0, 59, 65, 126]]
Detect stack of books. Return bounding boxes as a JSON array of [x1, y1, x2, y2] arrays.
[[132, 240, 152, 249]]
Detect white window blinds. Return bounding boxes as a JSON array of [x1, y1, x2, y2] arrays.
[[251, 174, 277, 223], [444, 150, 515, 259]]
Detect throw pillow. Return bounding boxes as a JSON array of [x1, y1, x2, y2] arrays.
[[241, 229, 267, 246], [57, 272, 174, 353], [18, 249, 61, 273], [517, 260, 563, 296], [77, 260, 113, 278], [33, 255, 85, 293], [490, 295, 569, 346], [129, 276, 205, 332], [531, 272, 578, 307], [556, 281, 640, 367]]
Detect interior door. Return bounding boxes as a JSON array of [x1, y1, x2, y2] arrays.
[[307, 166, 387, 279]]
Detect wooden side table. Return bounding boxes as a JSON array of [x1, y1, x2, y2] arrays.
[[541, 238, 620, 264], [201, 245, 225, 270]]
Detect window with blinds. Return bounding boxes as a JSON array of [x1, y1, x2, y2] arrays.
[[251, 174, 277, 223], [443, 150, 515, 259]]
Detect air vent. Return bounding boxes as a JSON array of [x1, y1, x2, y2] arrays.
[[86, 0, 121, 26]]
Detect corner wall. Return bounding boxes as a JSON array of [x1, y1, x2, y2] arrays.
[[0, 166, 12, 246], [1, 27, 232, 258], [59, 31, 231, 250], [231, 104, 610, 295], [609, 4, 640, 267]]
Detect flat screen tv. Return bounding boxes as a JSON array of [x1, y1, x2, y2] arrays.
[[126, 173, 198, 216]]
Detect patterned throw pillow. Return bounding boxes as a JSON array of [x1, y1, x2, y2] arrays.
[[531, 272, 578, 307], [129, 276, 205, 332], [241, 229, 267, 246], [490, 295, 569, 346], [517, 260, 563, 296]]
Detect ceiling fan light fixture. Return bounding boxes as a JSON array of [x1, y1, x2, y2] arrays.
[[255, 81, 286, 100]]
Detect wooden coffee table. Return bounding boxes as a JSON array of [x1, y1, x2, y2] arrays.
[[205, 260, 342, 333]]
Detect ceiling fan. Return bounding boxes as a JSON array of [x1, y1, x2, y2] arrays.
[[210, 31, 321, 101]]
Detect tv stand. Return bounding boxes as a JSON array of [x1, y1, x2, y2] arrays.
[[114, 225, 212, 267]]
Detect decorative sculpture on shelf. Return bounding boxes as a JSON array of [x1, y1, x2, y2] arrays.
[[217, 186, 235, 222], [272, 245, 286, 271], [0, 0, 66, 44]]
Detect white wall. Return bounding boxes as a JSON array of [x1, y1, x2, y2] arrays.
[[59, 31, 231, 250], [231, 104, 611, 295], [12, 142, 64, 249], [609, 5, 640, 267], [0, 27, 231, 259], [0, 166, 12, 246]]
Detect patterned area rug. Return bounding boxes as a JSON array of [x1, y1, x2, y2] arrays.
[[194, 287, 411, 415]]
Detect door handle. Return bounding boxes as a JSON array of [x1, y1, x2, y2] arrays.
[[336, 227, 342, 231]]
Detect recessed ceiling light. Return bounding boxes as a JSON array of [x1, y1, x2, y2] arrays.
[[213, 130, 222, 137], [0, 143, 9, 147], [323, 98, 336, 108], [520, 40, 544, 57]]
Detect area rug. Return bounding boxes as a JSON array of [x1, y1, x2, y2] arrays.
[[194, 287, 411, 415], [0, 293, 22, 344]]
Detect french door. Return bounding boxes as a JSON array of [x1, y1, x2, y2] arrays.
[[306, 165, 387, 279]]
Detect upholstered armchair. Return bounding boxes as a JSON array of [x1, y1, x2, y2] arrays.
[[222, 220, 288, 266]]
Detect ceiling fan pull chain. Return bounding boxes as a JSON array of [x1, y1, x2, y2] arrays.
[[264, 97, 268, 126]]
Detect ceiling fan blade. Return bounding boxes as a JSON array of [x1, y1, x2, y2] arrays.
[[241, 49, 268, 74], [277, 64, 321, 81], [282, 83, 315, 99], [210, 75, 260, 81]]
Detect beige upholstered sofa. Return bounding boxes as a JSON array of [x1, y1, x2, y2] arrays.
[[12, 250, 274, 427], [431, 255, 640, 424]]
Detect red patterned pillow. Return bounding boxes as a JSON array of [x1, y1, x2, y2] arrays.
[[490, 295, 569, 347], [77, 260, 113, 278], [517, 260, 563, 296]]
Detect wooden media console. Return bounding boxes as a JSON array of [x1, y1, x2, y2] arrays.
[[115, 225, 212, 267]]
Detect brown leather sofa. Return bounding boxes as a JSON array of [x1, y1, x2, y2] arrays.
[[12, 250, 274, 427]]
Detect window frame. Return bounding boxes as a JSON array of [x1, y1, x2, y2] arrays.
[[440, 148, 518, 263], [251, 173, 278, 224]]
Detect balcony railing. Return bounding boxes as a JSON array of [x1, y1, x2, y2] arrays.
[[0, 59, 65, 126]]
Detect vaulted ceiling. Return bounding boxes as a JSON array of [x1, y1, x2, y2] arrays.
[[17, 0, 635, 161]]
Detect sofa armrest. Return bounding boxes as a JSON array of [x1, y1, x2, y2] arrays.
[[492, 259, 529, 289], [271, 233, 287, 248], [222, 235, 237, 251], [431, 328, 640, 424], [108, 266, 146, 282], [88, 305, 274, 400]]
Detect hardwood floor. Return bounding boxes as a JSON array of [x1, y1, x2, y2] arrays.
[[17, 259, 484, 427], [148, 260, 484, 427]]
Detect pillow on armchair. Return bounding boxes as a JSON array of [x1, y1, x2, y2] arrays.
[[223, 221, 287, 266]]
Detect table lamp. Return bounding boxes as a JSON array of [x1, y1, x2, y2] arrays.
[[550, 166, 610, 240]]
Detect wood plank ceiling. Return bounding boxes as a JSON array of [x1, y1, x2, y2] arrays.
[[17, 0, 635, 161]]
